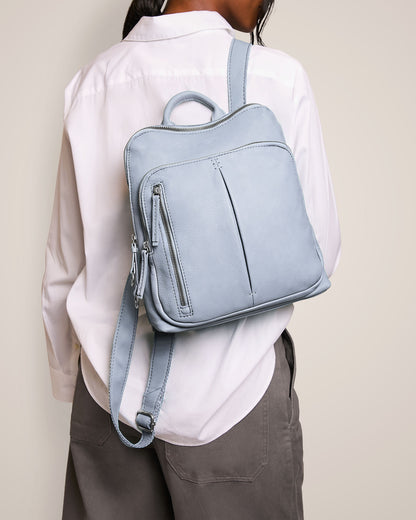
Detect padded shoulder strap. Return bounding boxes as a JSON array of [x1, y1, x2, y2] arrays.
[[227, 38, 252, 112]]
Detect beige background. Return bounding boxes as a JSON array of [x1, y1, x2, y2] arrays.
[[0, 0, 414, 518]]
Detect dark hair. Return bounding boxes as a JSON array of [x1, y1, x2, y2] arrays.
[[122, 1, 275, 46]]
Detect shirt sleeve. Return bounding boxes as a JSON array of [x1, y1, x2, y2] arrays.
[[40, 118, 86, 403], [289, 62, 342, 278]]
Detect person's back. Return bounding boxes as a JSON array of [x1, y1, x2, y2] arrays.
[[41, 4, 341, 519]]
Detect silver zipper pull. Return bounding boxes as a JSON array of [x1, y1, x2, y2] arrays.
[[130, 233, 139, 287], [134, 240, 151, 308], [151, 184, 161, 247]]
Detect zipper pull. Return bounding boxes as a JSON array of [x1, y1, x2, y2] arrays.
[[151, 184, 161, 247], [130, 233, 139, 287], [134, 240, 151, 308]]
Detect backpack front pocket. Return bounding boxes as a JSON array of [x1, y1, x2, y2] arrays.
[[139, 156, 254, 324], [138, 140, 324, 326]]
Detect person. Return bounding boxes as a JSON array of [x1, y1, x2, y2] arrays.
[[40, 1, 341, 518]]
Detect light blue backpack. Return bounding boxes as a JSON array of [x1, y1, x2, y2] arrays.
[[110, 38, 331, 448]]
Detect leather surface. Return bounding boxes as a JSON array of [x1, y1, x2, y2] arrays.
[[126, 99, 330, 332]]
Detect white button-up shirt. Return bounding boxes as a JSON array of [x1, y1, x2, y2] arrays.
[[41, 9, 341, 446]]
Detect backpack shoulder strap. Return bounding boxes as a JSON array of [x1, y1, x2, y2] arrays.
[[109, 272, 175, 448], [227, 38, 252, 112]]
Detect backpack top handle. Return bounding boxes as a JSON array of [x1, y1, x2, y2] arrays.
[[161, 90, 226, 126]]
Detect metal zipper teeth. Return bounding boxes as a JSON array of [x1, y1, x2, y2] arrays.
[[153, 184, 189, 307], [123, 103, 260, 184], [124, 102, 292, 183], [126, 103, 260, 144], [125, 101, 292, 185]]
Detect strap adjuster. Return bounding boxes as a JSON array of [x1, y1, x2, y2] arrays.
[[135, 410, 155, 434]]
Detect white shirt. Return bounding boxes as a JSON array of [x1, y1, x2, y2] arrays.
[[41, 9, 341, 446]]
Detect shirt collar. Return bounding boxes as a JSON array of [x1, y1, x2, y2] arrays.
[[123, 9, 235, 41]]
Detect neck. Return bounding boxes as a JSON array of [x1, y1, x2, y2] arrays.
[[163, 0, 222, 17]]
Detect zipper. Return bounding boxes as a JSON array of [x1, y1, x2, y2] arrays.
[[124, 104, 260, 183], [130, 234, 151, 309], [151, 183, 189, 308], [129, 233, 139, 288], [123, 102, 295, 182], [124, 103, 261, 160]]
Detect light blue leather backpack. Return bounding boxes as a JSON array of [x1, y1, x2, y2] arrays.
[[110, 37, 331, 448]]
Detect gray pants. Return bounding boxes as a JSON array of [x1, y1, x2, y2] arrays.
[[62, 329, 304, 519]]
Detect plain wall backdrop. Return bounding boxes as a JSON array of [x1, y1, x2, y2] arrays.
[[0, 0, 414, 518]]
